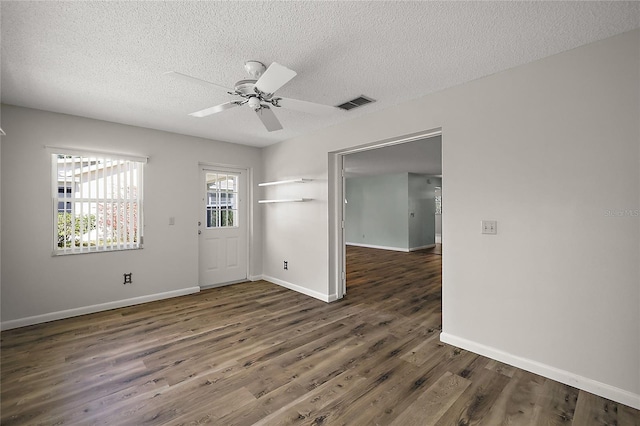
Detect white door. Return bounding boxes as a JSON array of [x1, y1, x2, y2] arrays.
[[198, 167, 247, 287]]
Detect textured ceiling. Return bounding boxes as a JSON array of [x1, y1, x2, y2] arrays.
[[2, 1, 639, 147]]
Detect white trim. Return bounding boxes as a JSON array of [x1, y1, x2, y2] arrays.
[[332, 128, 443, 156], [262, 275, 335, 303], [326, 293, 340, 302], [346, 242, 410, 252], [440, 332, 640, 410], [46, 145, 149, 163], [409, 244, 436, 252], [328, 153, 346, 300], [0, 287, 200, 331]]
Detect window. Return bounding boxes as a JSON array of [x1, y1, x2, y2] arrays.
[[52, 151, 145, 255], [57, 186, 72, 213], [205, 172, 238, 228]]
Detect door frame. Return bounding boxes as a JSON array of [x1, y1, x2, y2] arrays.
[[198, 162, 252, 287], [328, 128, 442, 300]]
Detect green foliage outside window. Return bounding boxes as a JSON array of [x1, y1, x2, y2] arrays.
[[57, 213, 96, 248], [221, 210, 234, 226], [207, 209, 235, 227]]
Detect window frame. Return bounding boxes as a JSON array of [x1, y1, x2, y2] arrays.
[[49, 147, 147, 256]]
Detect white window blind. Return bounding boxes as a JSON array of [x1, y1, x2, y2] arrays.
[[51, 150, 145, 255]]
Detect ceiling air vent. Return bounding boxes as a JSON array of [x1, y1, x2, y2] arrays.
[[336, 95, 376, 111]]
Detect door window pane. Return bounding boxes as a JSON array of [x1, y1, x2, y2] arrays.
[[205, 172, 239, 228]]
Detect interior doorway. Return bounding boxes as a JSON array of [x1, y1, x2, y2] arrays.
[[328, 128, 442, 299]]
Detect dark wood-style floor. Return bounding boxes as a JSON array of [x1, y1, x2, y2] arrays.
[[1, 246, 638, 425]]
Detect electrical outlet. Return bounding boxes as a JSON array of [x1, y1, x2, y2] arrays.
[[481, 220, 497, 235], [284, 261, 288, 270], [123, 273, 133, 284]]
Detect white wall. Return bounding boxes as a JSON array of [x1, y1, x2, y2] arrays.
[[344, 173, 439, 251], [259, 142, 331, 301], [0, 105, 263, 327], [262, 30, 640, 408], [345, 173, 409, 250]]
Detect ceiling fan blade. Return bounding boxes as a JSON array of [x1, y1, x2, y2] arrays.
[[277, 97, 338, 115], [189, 101, 242, 118], [164, 71, 233, 92], [255, 106, 283, 132], [254, 62, 297, 95]]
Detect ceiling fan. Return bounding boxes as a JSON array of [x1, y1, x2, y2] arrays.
[[165, 61, 337, 132]]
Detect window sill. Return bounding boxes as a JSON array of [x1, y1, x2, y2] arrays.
[[52, 246, 143, 256]]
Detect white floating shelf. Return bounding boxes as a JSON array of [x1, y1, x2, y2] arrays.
[[258, 198, 312, 204], [258, 178, 312, 187]]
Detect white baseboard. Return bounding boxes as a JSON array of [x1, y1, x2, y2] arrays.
[[346, 242, 436, 253], [409, 244, 436, 252], [346, 242, 409, 252], [326, 293, 340, 302], [440, 332, 640, 410], [1, 287, 201, 331], [262, 275, 334, 303]]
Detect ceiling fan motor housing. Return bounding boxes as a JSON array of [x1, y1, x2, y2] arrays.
[[234, 79, 258, 96], [244, 60, 266, 79]]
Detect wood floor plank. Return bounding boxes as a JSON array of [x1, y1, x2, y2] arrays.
[[573, 391, 640, 426], [485, 359, 518, 378], [434, 366, 511, 426], [253, 374, 370, 426], [2, 245, 638, 425], [530, 379, 580, 425], [481, 369, 546, 425], [389, 371, 472, 426], [172, 385, 257, 425]]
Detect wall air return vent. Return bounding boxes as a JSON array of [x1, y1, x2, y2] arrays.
[[336, 95, 376, 111]]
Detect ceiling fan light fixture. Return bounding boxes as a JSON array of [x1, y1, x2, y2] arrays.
[[248, 97, 262, 110]]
